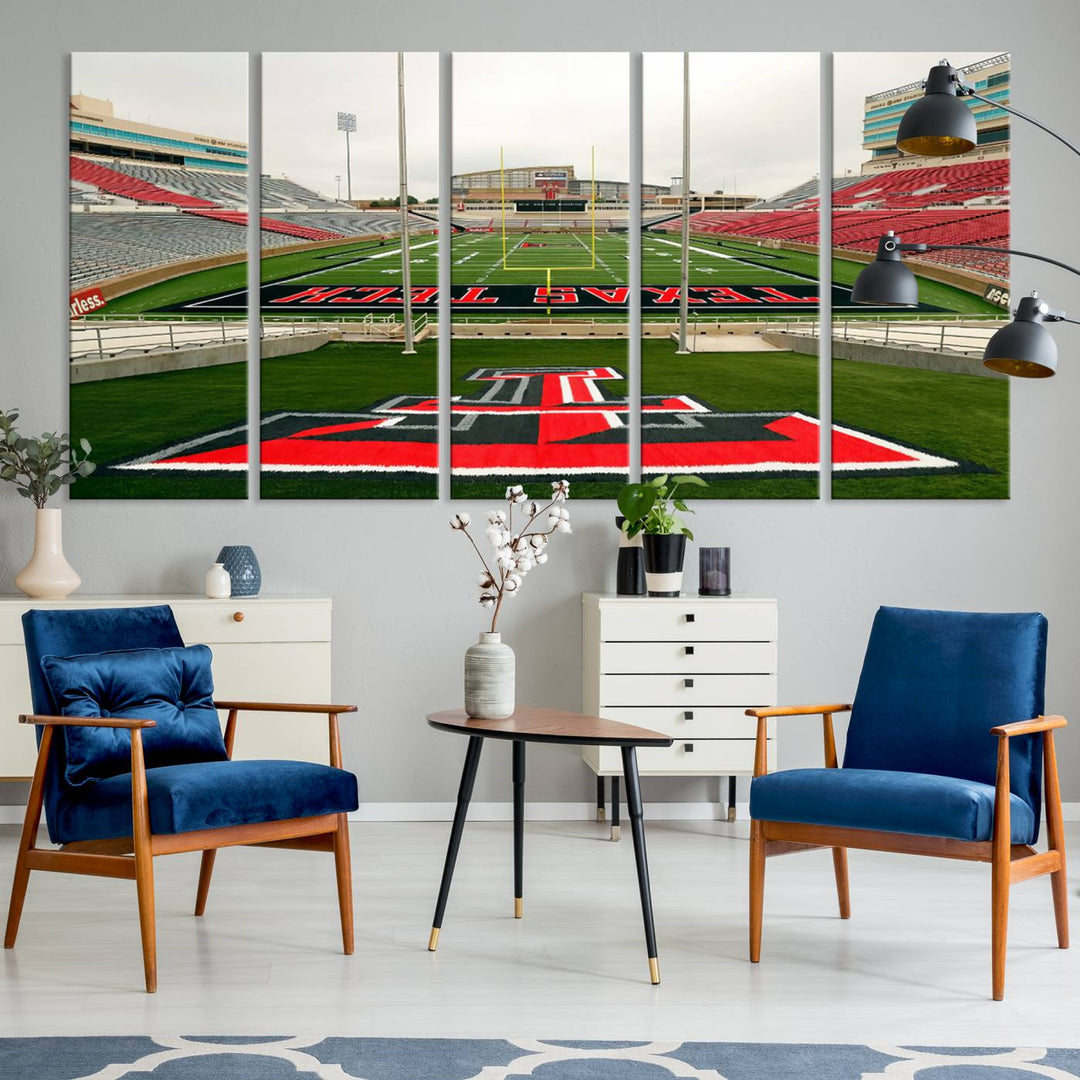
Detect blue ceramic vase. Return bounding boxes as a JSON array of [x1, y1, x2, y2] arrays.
[[216, 545, 261, 597]]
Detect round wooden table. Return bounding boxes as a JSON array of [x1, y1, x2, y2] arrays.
[[425, 705, 673, 984]]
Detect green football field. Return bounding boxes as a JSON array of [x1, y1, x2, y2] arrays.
[[94, 226, 1001, 323], [70, 337, 1007, 500], [451, 229, 626, 284]]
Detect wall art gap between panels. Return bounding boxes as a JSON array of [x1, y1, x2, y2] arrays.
[[256, 53, 439, 500], [69, 53, 250, 499], [450, 52, 631, 500], [641, 52, 821, 499], [830, 51, 1011, 500]]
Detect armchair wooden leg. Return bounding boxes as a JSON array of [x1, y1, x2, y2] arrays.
[[131, 731, 157, 993], [991, 737, 1011, 1001], [194, 850, 216, 916], [333, 813, 354, 955], [749, 819, 765, 963], [5, 727, 52, 950], [991, 849, 1009, 1001], [832, 847, 851, 919], [1044, 730, 1070, 950]]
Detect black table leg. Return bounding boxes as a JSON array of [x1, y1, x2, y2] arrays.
[[429, 735, 484, 951], [621, 745, 660, 984], [610, 775, 621, 841], [596, 774, 606, 823], [728, 775, 738, 823], [513, 740, 525, 919]]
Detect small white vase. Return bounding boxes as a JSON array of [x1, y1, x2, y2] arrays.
[[15, 508, 81, 600], [204, 562, 231, 599], [464, 631, 515, 719]]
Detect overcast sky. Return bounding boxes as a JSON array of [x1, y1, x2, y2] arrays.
[[71, 53, 248, 143], [454, 53, 629, 180], [263, 53, 438, 200], [834, 52, 1005, 175], [645, 53, 818, 200]]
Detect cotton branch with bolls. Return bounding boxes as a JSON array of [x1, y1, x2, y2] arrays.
[[449, 480, 572, 634]]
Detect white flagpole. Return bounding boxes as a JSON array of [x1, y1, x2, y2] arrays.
[[677, 51, 691, 355], [398, 51, 416, 355]]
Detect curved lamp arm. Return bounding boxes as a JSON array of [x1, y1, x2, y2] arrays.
[[897, 241, 1080, 281], [961, 87, 1080, 161]]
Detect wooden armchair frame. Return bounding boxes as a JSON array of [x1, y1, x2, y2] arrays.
[[4, 700, 358, 993], [746, 703, 1069, 1001]]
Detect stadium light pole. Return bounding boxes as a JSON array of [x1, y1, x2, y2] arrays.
[[397, 51, 416, 356], [336, 112, 356, 202], [676, 51, 691, 355], [897, 60, 1080, 160], [852, 232, 1080, 377]]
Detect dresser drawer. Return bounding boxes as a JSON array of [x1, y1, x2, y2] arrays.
[[172, 600, 330, 645], [599, 601, 777, 643], [591, 738, 772, 775], [599, 705, 772, 741], [601, 641, 776, 675], [600, 673, 776, 708]]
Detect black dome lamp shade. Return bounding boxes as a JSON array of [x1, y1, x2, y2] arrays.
[[983, 293, 1069, 379], [897, 61, 977, 157], [895, 59, 1080, 162], [851, 233, 919, 306]]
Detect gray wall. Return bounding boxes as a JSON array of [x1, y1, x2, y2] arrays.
[[3, 0, 1079, 807]]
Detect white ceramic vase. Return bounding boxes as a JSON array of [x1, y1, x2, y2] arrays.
[[464, 631, 515, 719], [15, 508, 81, 600], [204, 562, 231, 599]]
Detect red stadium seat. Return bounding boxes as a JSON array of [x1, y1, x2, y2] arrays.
[[648, 159, 1010, 282]]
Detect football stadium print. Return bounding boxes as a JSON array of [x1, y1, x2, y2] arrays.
[[67, 50, 1010, 501], [69, 52, 250, 499], [831, 52, 1010, 499], [450, 52, 632, 497]]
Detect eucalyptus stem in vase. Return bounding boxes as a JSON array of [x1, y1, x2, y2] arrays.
[[0, 408, 96, 599], [450, 480, 572, 718]]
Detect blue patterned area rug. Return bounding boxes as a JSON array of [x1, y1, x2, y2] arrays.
[[2, 1037, 1079, 1079]]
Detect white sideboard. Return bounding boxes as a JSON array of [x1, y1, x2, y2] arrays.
[[582, 592, 778, 827], [0, 594, 334, 781]]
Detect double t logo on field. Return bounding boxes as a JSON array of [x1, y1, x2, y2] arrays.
[[109, 365, 968, 481]]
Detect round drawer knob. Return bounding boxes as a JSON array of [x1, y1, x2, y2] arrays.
[[233, 611, 245, 623]]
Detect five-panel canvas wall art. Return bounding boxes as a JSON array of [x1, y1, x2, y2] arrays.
[[68, 51, 1012, 501]]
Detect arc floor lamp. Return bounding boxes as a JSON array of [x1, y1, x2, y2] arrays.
[[851, 59, 1079, 378]]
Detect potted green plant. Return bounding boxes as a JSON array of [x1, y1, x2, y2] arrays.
[[617, 474, 707, 596], [0, 409, 95, 599]]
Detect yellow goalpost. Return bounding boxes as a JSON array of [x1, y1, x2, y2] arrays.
[[499, 146, 598, 280]]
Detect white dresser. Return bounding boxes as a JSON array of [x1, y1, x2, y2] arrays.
[[582, 592, 778, 830], [0, 594, 334, 782]]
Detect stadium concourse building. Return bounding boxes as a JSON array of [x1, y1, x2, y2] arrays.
[[69, 94, 248, 171], [452, 164, 668, 204], [859, 53, 1010, 174]]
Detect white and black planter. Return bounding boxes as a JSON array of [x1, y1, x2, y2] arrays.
[[642, 533, 687, 597]]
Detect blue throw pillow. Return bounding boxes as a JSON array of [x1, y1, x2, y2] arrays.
[[40, 644, 228, 786]]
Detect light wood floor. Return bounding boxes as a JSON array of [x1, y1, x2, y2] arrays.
[[1, 820, 1077, 1045]]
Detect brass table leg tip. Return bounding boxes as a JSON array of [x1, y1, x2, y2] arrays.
[[648, 957, 660, 985], [514, 898, 523, 919], [427, 927, 440, 951], [610, 826, 621, 842], [596, 808, 606, 822]]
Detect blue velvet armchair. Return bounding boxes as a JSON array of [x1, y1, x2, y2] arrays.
[[4, 605, 360, 993], [747, 606, 1068, 1000]]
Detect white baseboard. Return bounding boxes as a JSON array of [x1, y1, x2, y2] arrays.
[[349, 801, 749, 823], [3, 802, 1080, 826]]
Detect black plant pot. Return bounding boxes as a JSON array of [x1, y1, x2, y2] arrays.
[[642, 533, 687, 597], [615, 515, 646, 596]]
